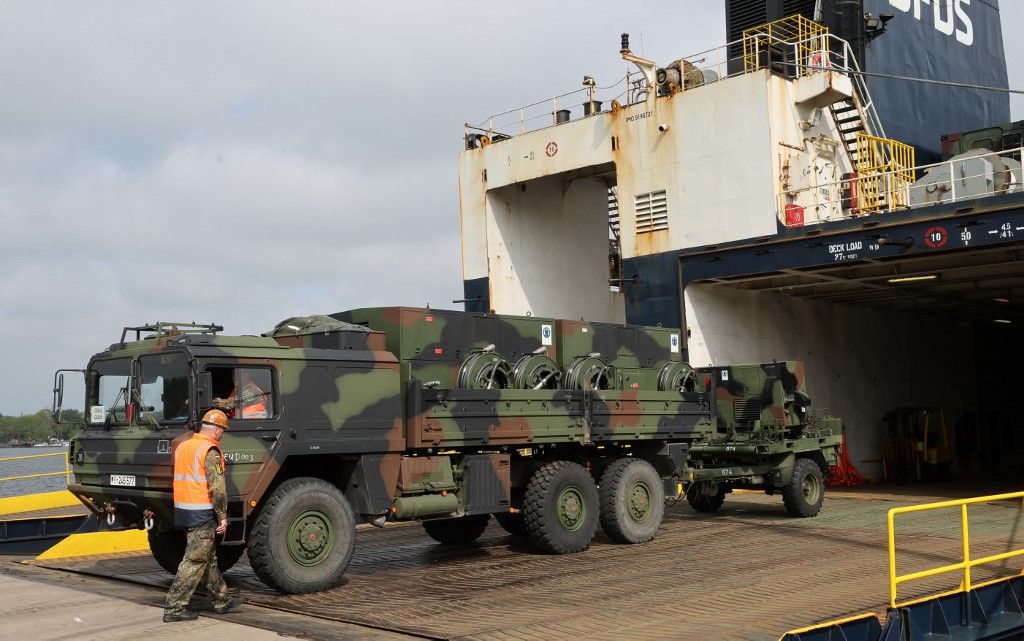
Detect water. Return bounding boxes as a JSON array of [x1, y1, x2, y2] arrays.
[[0, 446, 70, 498]]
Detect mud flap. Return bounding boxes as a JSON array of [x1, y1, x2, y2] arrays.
[[346, 453, 401, 516]]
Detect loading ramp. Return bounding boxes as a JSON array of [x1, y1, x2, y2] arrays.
[[26, 489, 1024, 640]]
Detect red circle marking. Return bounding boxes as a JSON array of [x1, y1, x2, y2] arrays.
[[924, 226, 948, 248], [545, 142, 558, 157]]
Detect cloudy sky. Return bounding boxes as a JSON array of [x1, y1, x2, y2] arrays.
[[1, 2, 1020, 415]]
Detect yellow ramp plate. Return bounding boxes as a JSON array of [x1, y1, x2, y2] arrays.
[[35, 529, 149, 561], [0, 490, 81, 516]]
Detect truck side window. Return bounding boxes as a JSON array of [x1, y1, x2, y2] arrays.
[[88, 358, 131, 425], [138, 353, 189, 422], [209, 366, 276, 420]]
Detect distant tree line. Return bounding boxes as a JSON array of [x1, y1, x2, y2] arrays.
[[0, 409, 83, 445]]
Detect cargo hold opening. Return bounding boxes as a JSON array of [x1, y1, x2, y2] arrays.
[[683, 242, 1024, 484], [484, 162, 625, 322]]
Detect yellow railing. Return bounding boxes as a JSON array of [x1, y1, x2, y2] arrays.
[[887, 490, 1024, 609], [0, 451, 71, 486], [742, 14, 828, 75], [856, 133, 916, 214]]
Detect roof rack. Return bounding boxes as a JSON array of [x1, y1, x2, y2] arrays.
[[120, 322, 224, 344]]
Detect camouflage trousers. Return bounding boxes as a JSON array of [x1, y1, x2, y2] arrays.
[[164, 521, 230, 615]]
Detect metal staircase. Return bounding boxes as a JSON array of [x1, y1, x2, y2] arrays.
[[607, 186, 623, 285], [607, 186, 620, 237], [831, 98, 867, 165], [829, 41, 886, 167]]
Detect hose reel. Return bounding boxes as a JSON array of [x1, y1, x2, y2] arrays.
[[565, 353, 614, 390], [511, 348, 562, 389], [658, 361, 696, 392], [457, 345, 512, 389]]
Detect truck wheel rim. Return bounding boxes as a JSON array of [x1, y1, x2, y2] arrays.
[[557, 487, 586, 531], [627, 481, 652, 523], [288, 510, 334, 566], [802, 473, 821, 504]]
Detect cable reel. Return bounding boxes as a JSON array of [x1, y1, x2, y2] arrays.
[[511, 347, 562, 389], [658, 361, 696, 392], [564, 353, 614, 391], [457, 345, 512, 389]]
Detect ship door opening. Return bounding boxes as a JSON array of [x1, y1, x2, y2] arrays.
[[484, 162, 625, 322], [683, 242, 1024, 486]]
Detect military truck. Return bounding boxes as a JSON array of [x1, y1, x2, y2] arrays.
[[53, 308, 841, 594]]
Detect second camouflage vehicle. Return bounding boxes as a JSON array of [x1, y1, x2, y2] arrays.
[[55, 307, 842, 594]]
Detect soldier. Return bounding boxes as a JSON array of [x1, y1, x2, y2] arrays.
[[213, 370, 269, 419], [163, 408, 244, 622]]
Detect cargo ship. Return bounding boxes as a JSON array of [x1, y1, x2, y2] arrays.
[[457, 0, 1021, 484]]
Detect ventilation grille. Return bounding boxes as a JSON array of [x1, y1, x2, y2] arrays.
[[782, 0, 816, 18], [634, 190, 669, 234], [733, 398, 762, 422], [726, 0, 820, 73]]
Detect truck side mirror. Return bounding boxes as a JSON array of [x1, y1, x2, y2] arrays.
[[52, 369, 86, 424], [52, 372, 65, 423], [197, 371, 213, 410]]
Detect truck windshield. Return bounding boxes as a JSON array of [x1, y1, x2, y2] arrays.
[[87, 359, 131, 426], [137, 353, 190, 423]]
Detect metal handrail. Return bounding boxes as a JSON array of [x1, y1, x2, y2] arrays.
[[887, 490, 1024, 609], [0, 451, 71, 486], [464, 30, 875, 144]]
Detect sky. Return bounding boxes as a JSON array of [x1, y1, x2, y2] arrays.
[[1, 1, 1021, 415]]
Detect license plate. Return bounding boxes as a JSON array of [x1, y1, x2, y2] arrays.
[[109, 474, 136, 487]]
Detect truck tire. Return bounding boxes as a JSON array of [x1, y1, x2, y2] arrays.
[[686, 482, 726, 513], [783, 458, 825, 518], [247, 477, 355, 594], [422, 514, 491, 545], [148, 528, 246, 574], [495, 511, 528, 536], [522, 460, 599, 554], [598, 458, 665, 544]]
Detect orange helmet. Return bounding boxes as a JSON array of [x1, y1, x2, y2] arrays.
[[201, 409, 229, 430]]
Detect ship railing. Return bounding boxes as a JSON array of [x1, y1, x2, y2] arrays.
[[464, 40, 754, 142], [887, 491, 1024, 610], [0, 451, 71, 490], [778, 146, 1024, 226], [748, 31, 885, 139], [464, 76, 627, 143], [463, 32, 873, 143]]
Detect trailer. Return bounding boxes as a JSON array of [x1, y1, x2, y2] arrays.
[[54, 308, 841, 594]]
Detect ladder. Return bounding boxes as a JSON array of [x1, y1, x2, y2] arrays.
[[607, 186, 620, 239], [828, 38, 886, 164], [830, 97, 867, 166]]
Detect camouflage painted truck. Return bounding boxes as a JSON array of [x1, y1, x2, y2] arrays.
[[53, 307, 842, 594]]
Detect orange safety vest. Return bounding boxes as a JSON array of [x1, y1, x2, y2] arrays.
[[228, 382, 268, 419], [172, 433, 226, 528]]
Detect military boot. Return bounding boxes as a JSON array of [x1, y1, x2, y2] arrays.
[[162, 610, 199, 623], [212, 595, 245, 614]]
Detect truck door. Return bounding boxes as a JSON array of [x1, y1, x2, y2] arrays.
[[203, 365, 281, 497]]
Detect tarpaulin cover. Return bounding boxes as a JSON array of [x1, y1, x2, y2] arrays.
[[267, 315, 370, 337]]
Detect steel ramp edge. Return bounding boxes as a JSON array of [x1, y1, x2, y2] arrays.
[[33, 515, 149, 560], [779, 612, 882, 641], [0, 513, 89, 555], [781, 577, 1024, 641], [0, 490, 81, 517], [882, 576, 1024, 641]]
